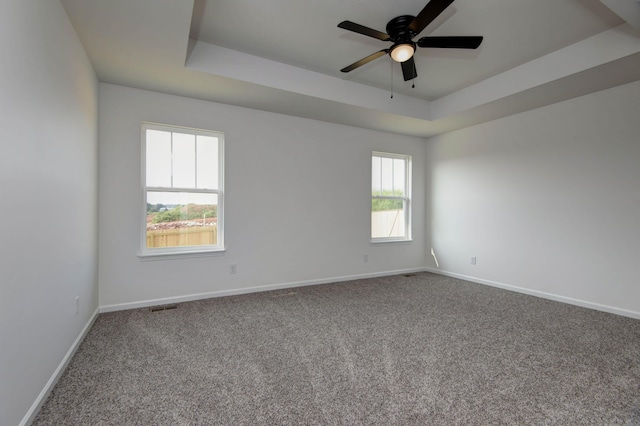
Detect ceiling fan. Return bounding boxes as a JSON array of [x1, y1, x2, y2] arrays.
[[338, 0, 483, 81]]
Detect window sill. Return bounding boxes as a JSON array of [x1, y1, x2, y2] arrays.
[[138, 248, 226, 261], [370, 239, 413, 245]]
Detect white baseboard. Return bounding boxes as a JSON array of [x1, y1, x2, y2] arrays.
[[424, 267, 640, 320], [20, 308, 100, 426], [99, 267, 426, 313]]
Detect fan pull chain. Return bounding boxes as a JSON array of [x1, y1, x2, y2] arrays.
[[390, 57, 394, 99]]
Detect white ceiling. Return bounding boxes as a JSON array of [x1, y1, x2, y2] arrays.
[[61, 0, 640, 137], [193, 0, 620, 99]]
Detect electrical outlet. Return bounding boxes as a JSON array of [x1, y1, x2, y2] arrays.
[[230, 264, 237, 274], [364, 253, 368, 262], [75, 296, 80, 315], [471, 256, 477, 265]]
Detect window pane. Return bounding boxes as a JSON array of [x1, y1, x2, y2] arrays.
[[196, 135, 218, 189], [371, 153, 410, 240], [371, 199, 405, 238], [173, 132, 196, 188], [393, 158, 405, 196], [146, 191, 218, 248], [146, 129, 171, 187], [381, 157, 393, 195], [372, 156, 381, 196]]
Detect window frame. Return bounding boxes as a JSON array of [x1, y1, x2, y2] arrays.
[[140, 122, 225, 257], [371, 151, 412, 243]]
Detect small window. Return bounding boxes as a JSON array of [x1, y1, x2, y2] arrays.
[[142, 123, 224, 255], [371, 152, 411, 241]]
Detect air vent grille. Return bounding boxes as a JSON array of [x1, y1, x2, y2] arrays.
[[149, 304, 178, 312]]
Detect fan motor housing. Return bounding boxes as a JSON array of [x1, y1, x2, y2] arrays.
[[386, 15, 416, 41]]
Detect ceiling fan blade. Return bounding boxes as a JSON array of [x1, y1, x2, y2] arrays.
[[338, 21, 391, 41], [408, 0, 455, 35], [401, 56, 417, 81], [417, 36, 483, 49], [341, 50, 388, 73]]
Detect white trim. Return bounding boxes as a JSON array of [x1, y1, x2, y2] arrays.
[[371, 150, 411, 160], [20, 308, 100, 426], [369, 239, 413, 245], [99, 268, 426, 313], [137, 248, 226, 261], [423, 267, 640, 320]]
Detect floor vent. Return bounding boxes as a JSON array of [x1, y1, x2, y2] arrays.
[[403, 273, 417, 277], [149, 304, 178, 312]]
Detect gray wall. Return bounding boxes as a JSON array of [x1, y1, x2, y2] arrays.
[[0, 1, 99, 425], [426, 80, 640, 317], [98, 84, 427, 309]]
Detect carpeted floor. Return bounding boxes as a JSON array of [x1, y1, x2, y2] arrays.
[[34, 272, 640, 425]]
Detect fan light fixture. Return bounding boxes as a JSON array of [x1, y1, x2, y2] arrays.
[[390, 43, 415, 62]]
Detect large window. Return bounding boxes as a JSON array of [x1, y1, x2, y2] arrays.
[[371, 152, 411, 241], [142, 123, 224, 255]]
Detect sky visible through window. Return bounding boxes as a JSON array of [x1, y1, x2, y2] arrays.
[[146, 129, 219, 205], [372, 155, 406, 197]]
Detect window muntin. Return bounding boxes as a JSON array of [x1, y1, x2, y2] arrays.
[[142, 123, 224, 254], [371, 152, 411, 241]]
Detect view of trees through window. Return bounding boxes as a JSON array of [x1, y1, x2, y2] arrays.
[[147, 203, 217, 224], [371, 195, 403, 212]]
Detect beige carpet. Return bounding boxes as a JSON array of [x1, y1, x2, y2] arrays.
[[34, 272, 640, 425]]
